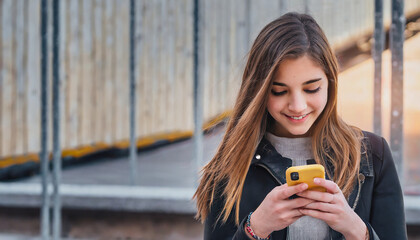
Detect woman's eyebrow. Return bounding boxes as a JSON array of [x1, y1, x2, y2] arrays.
[[304, 78, 322, 85], [272, 78, 322, 86]]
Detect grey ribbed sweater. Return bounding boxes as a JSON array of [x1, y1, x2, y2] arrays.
[[265, 132, 330, 240]]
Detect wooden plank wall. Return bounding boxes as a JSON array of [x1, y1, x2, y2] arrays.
[[1, 0, 420, 158]]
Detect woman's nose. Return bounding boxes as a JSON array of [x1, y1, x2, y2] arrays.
[[288, 94, 307, 113]]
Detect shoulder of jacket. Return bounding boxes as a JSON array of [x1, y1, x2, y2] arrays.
[[362, 130, 385, 161]]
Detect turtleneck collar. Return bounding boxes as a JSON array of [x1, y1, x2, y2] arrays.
[[265, 132, 313, 166]]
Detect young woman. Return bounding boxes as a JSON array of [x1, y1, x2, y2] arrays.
[[193, 12, 407, 240]]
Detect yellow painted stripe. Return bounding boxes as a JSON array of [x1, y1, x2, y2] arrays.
[[62, 143, 111, 158], [165, 131, 194, 141], [113, 131, 194, 150], [0, 111, 231, 169], [0, 154, 40, 168], [203, 110, 232, 131]]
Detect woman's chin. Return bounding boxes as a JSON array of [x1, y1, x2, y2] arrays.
[[287, 129, 310, 137]]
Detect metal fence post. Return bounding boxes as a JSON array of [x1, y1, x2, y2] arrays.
[[129, 0, 138, 185], [390, 0, 405, 182], [246, 0, 251, 47], [193, 0, 204, 183], [373, 0, 384, 136], [52, 0, 62, 239], [304, 0, 309, 14], [279, 0, 287, 15], [40, 0, 50, 239]]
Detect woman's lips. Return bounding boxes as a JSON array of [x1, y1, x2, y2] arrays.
[[284, 113, 310, 122]]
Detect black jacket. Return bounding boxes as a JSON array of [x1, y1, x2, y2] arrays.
[[204, 131, 407, 240]]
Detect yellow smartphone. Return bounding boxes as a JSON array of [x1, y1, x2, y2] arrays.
[[286, 164, 326, 192]]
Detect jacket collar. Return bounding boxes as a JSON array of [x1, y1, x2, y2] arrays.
[[360, 134, 374, 177], [251, 137, 292, 184], [251, 135, 374, 184]]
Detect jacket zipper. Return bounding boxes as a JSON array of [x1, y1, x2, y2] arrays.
[[351, 173, 365, 210], [255, 163, 283, 185]]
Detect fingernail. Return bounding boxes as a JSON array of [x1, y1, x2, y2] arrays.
[[314, 178, 320, 184], [302, 183, 308, 189]]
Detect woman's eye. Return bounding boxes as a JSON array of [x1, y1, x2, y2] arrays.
[[305, 87, 321, 94], [271, 87, 320, 96], [271, 90, 287, 96]]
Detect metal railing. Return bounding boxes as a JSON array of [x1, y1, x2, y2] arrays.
[[389, 0, 405, 182], [40, 0, 49, 238]]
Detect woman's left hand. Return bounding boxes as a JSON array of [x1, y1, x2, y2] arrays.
[[297, 178, 367, 240]]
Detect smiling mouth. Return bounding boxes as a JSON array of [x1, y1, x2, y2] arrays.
[[285, 113, 309, 120]]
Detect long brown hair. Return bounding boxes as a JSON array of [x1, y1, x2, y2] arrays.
[[193, 12, 363, 225]]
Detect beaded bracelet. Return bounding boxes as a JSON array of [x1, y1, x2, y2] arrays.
[[245, 212, 272, 240]]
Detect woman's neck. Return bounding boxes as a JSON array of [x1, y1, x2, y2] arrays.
[[265, 132, 313, 166]]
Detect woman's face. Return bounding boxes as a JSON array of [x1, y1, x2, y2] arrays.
[[267, 55, 329, 138]]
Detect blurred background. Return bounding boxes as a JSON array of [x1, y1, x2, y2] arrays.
[[0, 0, 420, 239]]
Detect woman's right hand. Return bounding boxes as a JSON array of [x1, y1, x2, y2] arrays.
[[247, 183, 313, 238]]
